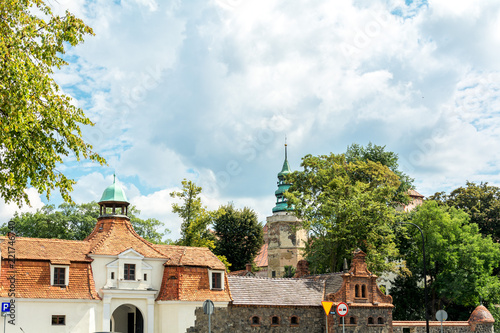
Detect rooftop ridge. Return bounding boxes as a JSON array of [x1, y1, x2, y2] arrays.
[[123, 218, 166, 257], [87, 220, 116, 254], [0, 236, 87, 244]]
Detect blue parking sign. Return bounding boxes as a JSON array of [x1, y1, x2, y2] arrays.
[[1, 302, 10, 312]]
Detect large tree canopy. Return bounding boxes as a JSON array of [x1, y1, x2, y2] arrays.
[[170, 179, 215, 248], [428, 181, 500, 242], [213, 203, 263, 271], [0, 201, 170, 244], [346, 142, 413, 205], [393, 201, 500, 321], [285, 152, 401, 274], [0, 0, 105, 205]]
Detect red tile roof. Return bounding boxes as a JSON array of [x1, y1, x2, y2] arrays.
[[254, 243, 268, 268], [0, 260, 99, 299], [0, 236, 91, 262], [408, 189, 424, 198], [85, 217, 166, 258], [154, 245, 225, 270]]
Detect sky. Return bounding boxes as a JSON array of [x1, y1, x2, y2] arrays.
[[2, 0, 500, 241]]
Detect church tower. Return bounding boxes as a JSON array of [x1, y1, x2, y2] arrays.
[[266, 143, 307, 278]]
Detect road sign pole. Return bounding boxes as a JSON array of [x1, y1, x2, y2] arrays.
[[342, 316, 345, 333], [208, 312, 211, 333], [3, 313, 6, 333]]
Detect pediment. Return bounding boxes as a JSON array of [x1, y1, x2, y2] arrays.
[[118, 248, 145, 260]]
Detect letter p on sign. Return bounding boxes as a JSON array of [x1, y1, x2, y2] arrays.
[[1, 302, 10, 312]]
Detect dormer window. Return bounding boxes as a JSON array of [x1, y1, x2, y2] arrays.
[[50, 264, 69, 287], [212, 272, 222, 289], [124, 264, 135, 280], [209, 270, 224, 290], [54, 267, 66, 286]]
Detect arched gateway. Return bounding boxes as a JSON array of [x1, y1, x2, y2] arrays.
[[111, 304, 144, 333]]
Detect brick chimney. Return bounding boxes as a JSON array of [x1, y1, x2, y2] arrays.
[[294, 260, 310, 278], [246, 263, 252, 273]]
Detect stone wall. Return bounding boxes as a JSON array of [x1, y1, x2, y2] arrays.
[[186, 305, 326, 333], [328, 307, 393, 333], [392, 322, 494, 333]]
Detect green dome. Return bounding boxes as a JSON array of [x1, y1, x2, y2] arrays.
[[99, 179, 128, 203]]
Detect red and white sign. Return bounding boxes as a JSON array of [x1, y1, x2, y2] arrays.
[[336, 302, 349, 317]]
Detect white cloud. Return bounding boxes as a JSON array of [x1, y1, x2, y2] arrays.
[[0, 189, 44, 225], [34, 0, 500, 228]]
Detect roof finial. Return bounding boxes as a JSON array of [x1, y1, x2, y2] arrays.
[[113, 173, 116, 184], [284, 136, 288, 161]]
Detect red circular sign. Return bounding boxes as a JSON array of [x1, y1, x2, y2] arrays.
[[336, 302, 349, 317]]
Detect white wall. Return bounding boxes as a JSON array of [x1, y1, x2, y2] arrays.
[[1, 298, 99, 333]]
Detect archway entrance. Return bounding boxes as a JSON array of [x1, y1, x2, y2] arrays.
[[111, 304, 144, 333]]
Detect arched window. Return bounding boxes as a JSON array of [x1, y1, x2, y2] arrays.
[[378, 317, 384, 324], [251, 316, 260, 325], [355, 284, 360, 297], [349, 317, 356, 325], [361, 284, 366, 298], [368, 317, 374, 325], [271, 316, 280, 325], [291, 316, 299, 325]]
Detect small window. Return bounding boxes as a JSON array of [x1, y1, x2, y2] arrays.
[[368, 317, 374, 325], [271, 316, 280, 325], [251, 316, 260, 325], [144, 273, 147, 281], [403, 328, 411, 333], [52, 315, 65, 325], [111, 272, 115, 280], [124, 264, 135, 280], [53, 267, 66, 286], [212, 272, 222, 289], [378, 317, 384, 324], [355, 284, 360, 297], [349, 317, 356, 325], [272, 271, 276, 278], [361, 284, 366, 298], [290, 316, 299, 325]]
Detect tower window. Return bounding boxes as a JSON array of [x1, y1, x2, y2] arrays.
[[378, 317, 384, 324], [111, 272, 115, 280], [355, 284, 359, 297], [251, 316, 260, 325], [290, 316, 299, 325], [144, 273, 147, 281], [368, 317, 374, 325], [349, 317, 356, 325], [361, 284, 366, 298], [271, 316, 280, 325]]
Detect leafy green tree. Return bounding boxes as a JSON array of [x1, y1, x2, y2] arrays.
[[212, 204, 263, 271], [346, 142, 413, 205], [393, 201, 500, 321], [285, 153, 401, 274], [283, 265, 296, 278], [0, 201, 170, 243], [170, 179, 215, 248], [0, 0, 105, 206], [428, 181, 500, 242]]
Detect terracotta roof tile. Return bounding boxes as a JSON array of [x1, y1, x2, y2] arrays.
[[0, 260, 99, 299], [0, 237, 91, 262], [228, 276, 325, 306], [254, 243, 268, 267], [154, 245, 225, 270], [408, 189, 424, 198], [85, 217, 166, 258]]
